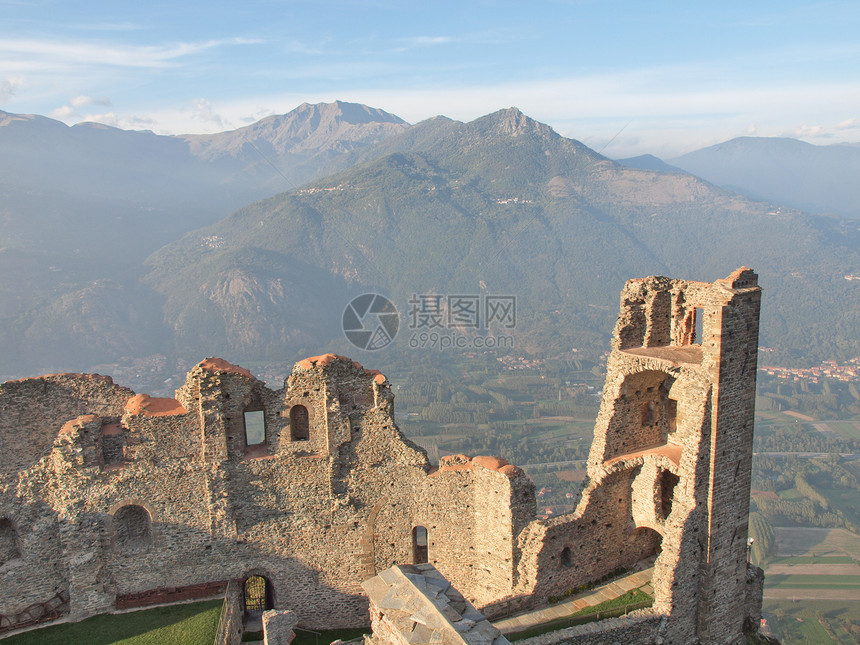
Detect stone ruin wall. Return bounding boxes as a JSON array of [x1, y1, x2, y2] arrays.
[[0, 374, 134, 475], [0, 268, 763, 645], [0, 355, 538, 631]]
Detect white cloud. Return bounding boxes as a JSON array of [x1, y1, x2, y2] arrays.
[[408, 36, 452, 46], [80, 112, 118, 127], [67, 21, 143, 32], [191, 98, 226, 128], [792, 124, 826, 138], [24, 56, 860, 158], [126, 114, 155, 127], [0, 37, 262, 72], [71, 95, 111, 108], [51, 104, 77, 119], [0, 76, 23, 104]]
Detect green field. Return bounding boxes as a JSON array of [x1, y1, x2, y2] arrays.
[[761, 527, 860, 643], [764, 600, 860, 644], [773, 527, 860, 558], [2, 600, 222, 645], [826, 421, 860, 442]]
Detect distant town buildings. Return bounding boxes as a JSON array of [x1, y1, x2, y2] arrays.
[[759, 356, 860, 383], [496, 355, 545, 370]]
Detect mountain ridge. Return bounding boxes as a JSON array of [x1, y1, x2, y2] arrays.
[[142, 110, 860, 371], [179, 100, 409, 160], [669, 136, 860, 218], [1, 104, 858, 377]]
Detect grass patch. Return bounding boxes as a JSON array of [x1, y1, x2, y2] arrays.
[[777, 487, 804, 501], [764, 598, 860, 644], [817, 486, 860, 528], [2, 599, 222, 645], [507, 588, 652, 641], [292, 628, 368, 645], [827, 421, 860, 442]]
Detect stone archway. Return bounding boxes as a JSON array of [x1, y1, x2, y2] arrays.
[[242, 573, 274, 635], [243, 575, 273, 615]]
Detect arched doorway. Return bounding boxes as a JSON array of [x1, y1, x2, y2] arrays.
[[244, 575, 273, 616]]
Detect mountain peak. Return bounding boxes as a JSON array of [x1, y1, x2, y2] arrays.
[[475, 107, 558, 139], [0, 110, 65, 130], [614, 154, 686, 174], [181, 101, 410, 160], [287, 100, 408, 127]]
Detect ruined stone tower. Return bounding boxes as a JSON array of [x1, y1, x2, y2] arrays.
[[584, 266, 762, 643]]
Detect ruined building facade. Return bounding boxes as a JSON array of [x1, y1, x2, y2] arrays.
[[0, 268, 763, 644]]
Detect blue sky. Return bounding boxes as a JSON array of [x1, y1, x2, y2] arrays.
[[1, 0, 858, 156]]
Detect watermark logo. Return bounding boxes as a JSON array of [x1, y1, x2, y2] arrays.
[[342, 294, 399, 351], [407, 293, 516, 350], [408, 294, 516, 330]]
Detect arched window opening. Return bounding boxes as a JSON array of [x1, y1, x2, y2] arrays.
[[243, 410, 266, 446], [114, 505, 152, 553], [630, 526, 663, 559], [560, 546, 573, 568], [0, 518, 20, 564], [244, 575, 273, 616], [412, 526, 428, 564], [290, 405, 310, 442], [611, 370, 676, 458], [657, 470, 681, 520]]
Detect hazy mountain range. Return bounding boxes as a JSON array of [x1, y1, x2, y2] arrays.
[[617, 137, 860, 220], [1, 102, 858, 379]]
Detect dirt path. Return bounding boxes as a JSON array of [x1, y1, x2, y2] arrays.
[[764, 589, 860, 600], [813, 422, 840, 439], [766, 564, 860, 575]]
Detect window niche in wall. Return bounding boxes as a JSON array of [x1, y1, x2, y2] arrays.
[[657, 470, 681, 520], [290, 405, 310, 441], [560, 546, 573, 568], [614, 370, 677, 456], [641, 401, 656, 426], [0, 518, 21, 564], [666, 398, 678, 436], [412, 526, 428, 564], [693, 307, 704, 345], [113, 505, 152, 553], [244, 410, 266, 446]]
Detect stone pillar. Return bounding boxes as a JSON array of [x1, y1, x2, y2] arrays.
[[263, 609, 298, 645], [696, 268, 762, 644]]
